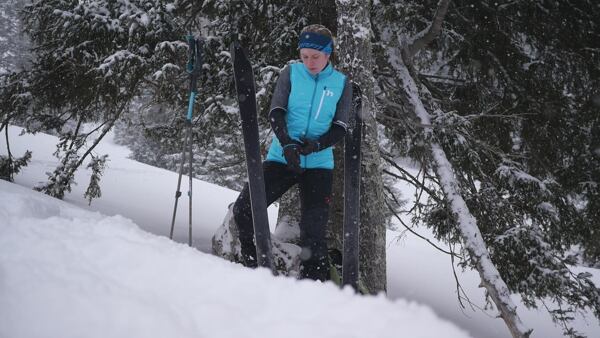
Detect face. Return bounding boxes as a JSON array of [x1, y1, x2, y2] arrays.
[[300, 48, 330, 75]]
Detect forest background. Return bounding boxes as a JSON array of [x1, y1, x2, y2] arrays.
[[1, 1, 599, 337]]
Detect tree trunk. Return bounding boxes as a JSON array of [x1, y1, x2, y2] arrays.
[[332, 0, 387, 293], [385, 38, 532, 338], [373, 0, 532, 334]]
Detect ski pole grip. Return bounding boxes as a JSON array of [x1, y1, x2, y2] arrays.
[[187, 91, 196, 121], [186, 35, 195, 73], [186, 35, 203, 95]]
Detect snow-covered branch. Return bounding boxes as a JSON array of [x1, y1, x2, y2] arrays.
[[410, 63, 531, 338], [381, 14, 533, 336]]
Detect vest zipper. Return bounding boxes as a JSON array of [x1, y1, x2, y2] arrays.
[[303, 74, 319, 168], [314, 86, 327, 121]]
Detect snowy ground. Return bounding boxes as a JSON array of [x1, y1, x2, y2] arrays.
[[0, 180, 470, 338], [1, 125, 599, 338]]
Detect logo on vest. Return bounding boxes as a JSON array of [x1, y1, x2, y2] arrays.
[[314, 87, 335, 120]]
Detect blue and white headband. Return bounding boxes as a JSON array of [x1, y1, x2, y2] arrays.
[[298, 32, 333, 54]]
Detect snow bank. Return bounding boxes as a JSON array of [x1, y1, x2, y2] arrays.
[[0, 181, 471, 338], [0, 125, 276, 254], [4, 125, 598, 337]]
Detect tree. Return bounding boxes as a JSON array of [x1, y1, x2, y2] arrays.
[[198, 0, 389, 291], [0, 0, 32, 181], [371, 0, 600, 336], [112, 0, 322, 191], [0, 0, 31, 75], [375, 2, 532, 336], [2, 0, 188, 200], [332, 0, 387, 293], [4, 2, 598, 335]]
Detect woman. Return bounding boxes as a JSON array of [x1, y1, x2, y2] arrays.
[[232, 24, 352, 281]]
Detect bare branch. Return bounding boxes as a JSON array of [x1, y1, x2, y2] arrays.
[[385, 199, 459, 257], [380, 153, 442, 203], [449, 240, 477, 311], [419, 73, 467, 84], [407, 0, 452, 58]]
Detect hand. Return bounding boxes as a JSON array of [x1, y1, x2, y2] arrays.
[[300, 137, 320, 155], [283, 143, 303, 174]]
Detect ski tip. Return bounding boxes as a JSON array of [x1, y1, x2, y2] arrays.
[[230, 41, 253, 72], [230, 40, 246, 58], [230, 41, 238, 59]]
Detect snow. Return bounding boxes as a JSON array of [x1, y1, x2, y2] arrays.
[[496, 163, 549, 192], [0, 180, 470, 338], [428, 143, 530, 336], [98, 50, 144, 74], [1, 125, 600, 338], [139, 13, 150, 26], [0, 126, 470, 338]]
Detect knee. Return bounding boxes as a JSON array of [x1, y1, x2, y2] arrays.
[[232, 193, 254, 239], [299, 208, 329, 258], [232, 193, 251, 220], [301, 207, 329, 235]]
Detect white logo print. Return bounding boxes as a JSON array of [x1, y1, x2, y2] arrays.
[[314, 88, 335, 120]]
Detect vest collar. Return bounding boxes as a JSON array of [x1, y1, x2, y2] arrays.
[[301, 62, 334, 80]]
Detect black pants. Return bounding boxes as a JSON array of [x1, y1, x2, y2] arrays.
[[233, 161, 333, 281]]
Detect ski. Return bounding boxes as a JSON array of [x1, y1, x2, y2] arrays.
[[230, 41, 275, 272], [343, 83, 363, 289]]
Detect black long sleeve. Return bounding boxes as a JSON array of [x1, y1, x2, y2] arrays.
[[271, 107, 345, 150], [269, 107, 292, 145], [317, 124, 346, 149]]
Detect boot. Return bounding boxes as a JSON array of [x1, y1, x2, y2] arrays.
[[240, 238, 258, 268]]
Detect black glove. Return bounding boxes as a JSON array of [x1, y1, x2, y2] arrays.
[[300, 137, 320, 155], [282, 142, 302, 174]]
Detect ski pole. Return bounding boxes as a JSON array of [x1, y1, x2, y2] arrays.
[[170, 35, 204, 246]]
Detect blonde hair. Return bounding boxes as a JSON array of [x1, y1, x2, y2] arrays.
[[301, 24, 334, 45]]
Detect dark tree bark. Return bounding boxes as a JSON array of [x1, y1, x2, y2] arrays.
[[332, 0, 387, 293]]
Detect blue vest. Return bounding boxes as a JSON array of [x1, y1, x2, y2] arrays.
[[266, 63, 346, 169]]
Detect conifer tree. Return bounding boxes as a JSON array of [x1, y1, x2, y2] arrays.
[[3, 0, 187, 200], [333, 0, 387, 292], [371, 1, 600, 336]]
